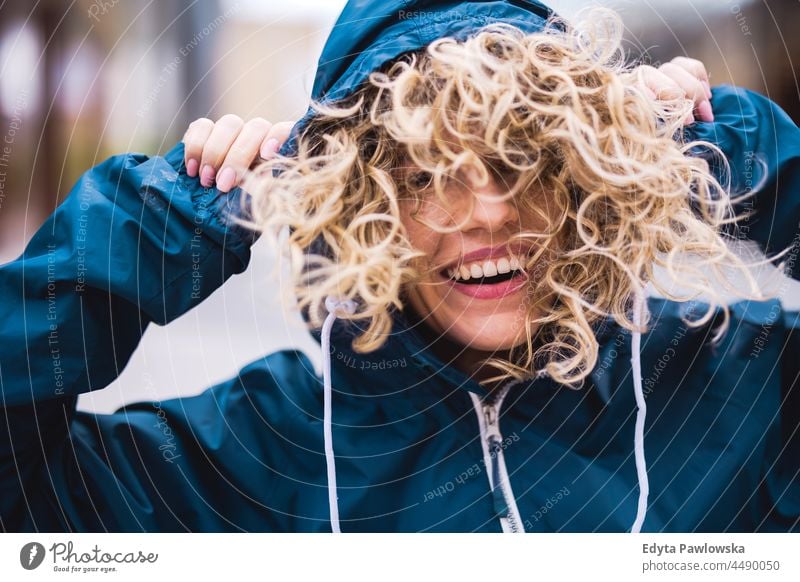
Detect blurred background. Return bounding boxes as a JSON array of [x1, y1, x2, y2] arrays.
[[0, 0, 798, 412]]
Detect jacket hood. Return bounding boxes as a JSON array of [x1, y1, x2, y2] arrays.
[[279, 0, 557, 158]]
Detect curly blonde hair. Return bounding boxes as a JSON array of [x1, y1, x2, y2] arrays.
[[241, 8, 783, 387]]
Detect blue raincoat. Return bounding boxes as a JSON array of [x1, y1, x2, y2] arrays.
[[1, 0, 798, 532]]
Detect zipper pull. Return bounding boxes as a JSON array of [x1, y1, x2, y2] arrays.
[[483, 401, 511, 520], [484, 403, 501, 440]]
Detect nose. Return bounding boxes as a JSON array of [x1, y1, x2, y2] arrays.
[[458, 171, 519, 233]]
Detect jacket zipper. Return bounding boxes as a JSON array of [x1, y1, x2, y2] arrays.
[[470, 385, 524, 533]]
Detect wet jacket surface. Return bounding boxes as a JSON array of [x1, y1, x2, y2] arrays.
[[1, 0, 798, 532]]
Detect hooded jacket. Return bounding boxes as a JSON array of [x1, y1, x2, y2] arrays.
[[1, 0, 799, 533]]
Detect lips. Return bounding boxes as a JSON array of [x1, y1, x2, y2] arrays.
[[438, 243, 530, 300], [446, 271, 528, 299]]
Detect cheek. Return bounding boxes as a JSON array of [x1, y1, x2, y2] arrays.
[[399, 201, 446, 259], [403, 221, 437, 257], [399, 203, 450, 326]]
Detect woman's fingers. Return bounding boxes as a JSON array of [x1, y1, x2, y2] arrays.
[[658, 63, 707, 103], [665, 56, 713, 122], [260, 121, 295, 160], [669, 56, 711, 95], [637, 65, 686, 123], [180, 115, 296, 192], [182, 118, 214, 178], [216, 117, 272, 192], [198, 114, 245, 187], [658, 61, 714, 122], [637, 65, 682, 98], [636, 60, 714, 124]]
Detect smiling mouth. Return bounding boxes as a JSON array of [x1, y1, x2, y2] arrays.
[[441, 256, 526, 285]]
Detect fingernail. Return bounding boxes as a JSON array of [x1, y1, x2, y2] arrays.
[[697, 100, 714, 122], [186, 158, 198, 177], [200, 164, 216, 188], [216, 166, 236, 192], [701, 80, 711, 99], [260, 138, 279, 159]]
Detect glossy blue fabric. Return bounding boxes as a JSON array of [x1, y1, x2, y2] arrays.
[[1, 0, 798, 532]]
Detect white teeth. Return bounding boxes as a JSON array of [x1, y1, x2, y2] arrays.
[[446, 255, 524, 282]]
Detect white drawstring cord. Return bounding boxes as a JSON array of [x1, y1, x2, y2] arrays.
[[630, 288, 649, 533], [320, 296, 357, 534], [321, 292, 648, 533]]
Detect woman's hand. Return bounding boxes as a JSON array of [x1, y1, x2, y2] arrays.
[[181, 116, 294, 192], [634, 56, 714, 124]]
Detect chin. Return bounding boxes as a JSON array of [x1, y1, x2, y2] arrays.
[[439, 309, 528, 352]]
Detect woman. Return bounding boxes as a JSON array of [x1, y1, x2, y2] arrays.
[[1, 0, 798, 532]]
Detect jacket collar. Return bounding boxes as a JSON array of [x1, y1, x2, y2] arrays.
[[322, 301, 620, 398]]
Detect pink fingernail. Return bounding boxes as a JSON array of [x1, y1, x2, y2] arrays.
[[697, 100, 714, 122], [216, 166, 236, 192], [186, 158, 199, 177], [200, 164, 216, 188], [260, 138, 279, 159]]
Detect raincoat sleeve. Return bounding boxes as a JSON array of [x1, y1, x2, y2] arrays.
[[686, 84, 800, 266], [687, 84, 800, 531], [0, 140, 260, 529]]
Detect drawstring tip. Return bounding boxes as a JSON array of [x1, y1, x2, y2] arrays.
[[325, 296, 357, 317]]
